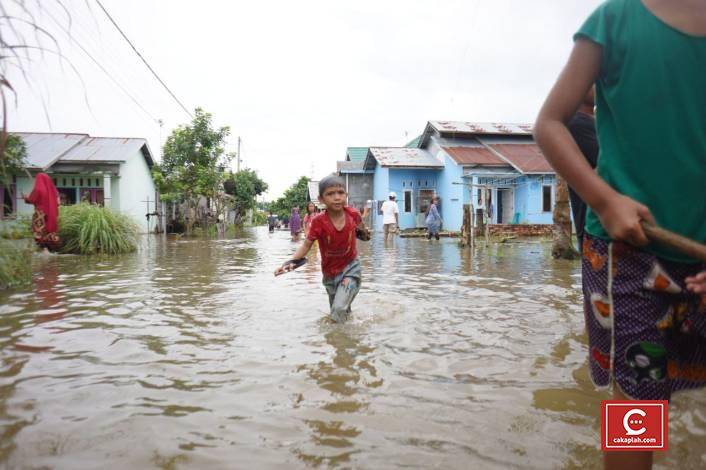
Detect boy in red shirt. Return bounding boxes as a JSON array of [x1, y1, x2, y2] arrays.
[[275, 176, 369, 322]]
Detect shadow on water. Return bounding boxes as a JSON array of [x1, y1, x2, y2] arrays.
[[0, 229, 703, 468]]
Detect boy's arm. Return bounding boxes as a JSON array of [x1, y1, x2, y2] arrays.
[[274, 238, 314, 275], [534, 39, 654, 246]]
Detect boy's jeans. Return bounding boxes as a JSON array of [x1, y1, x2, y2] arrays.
[[322, 259, 361, 323]]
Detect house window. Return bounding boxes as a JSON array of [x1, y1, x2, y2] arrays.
[[79, 178, 84, 186], [402, 182, 405, 187], [0, 181, 16, 218], [542, 185, 552, 212], [95, 178, 100, 187], [404, 190, 412, 213]]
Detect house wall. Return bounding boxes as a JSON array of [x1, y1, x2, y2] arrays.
[[117, 149, 156, 232], [436, 151, 464, 231], [344, 173, 373, 211], [520, 175, 555, 224], [372, 166, 389, 230], [388, 168, 440, 229]]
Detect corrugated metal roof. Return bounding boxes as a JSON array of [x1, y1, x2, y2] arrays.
[[430, 121, 533, 136], [487, 143, 554, 174], [443, 146, 507, 166], [337, 160, 366, 173], [367, 147, 443, 168], [346, 147, 368, 162], [15, 132, 88, 169], [12, 132, 154, 170], [61, 137, 148, 163]]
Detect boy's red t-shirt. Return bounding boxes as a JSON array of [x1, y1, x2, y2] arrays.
[[307, 206, 361, 278]]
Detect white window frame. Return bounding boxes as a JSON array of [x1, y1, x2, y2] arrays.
[[542, 184, 553, 213], [403, 189, 413, 213]]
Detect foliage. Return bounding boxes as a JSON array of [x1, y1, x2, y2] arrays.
[[270, 176, 310, 218], [58, 204, 139, 255], [0, 239, 32, 290], [223, 169, 268, 223], [152, 108, 232, 232], [0, 214, 32, 239], [250, 211, 267, 226], [0, 135, 28, 186]]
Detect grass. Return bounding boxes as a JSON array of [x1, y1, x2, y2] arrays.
[[0, 239, 33, 289], [58, 204, 139, 255], [0, 214, 32, 240]]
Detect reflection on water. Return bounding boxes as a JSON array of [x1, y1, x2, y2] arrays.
[[0, 228, 704, 468]]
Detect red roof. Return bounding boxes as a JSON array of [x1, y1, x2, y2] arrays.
[[443, 146, 506, 166], [487, 144, 553, 173]]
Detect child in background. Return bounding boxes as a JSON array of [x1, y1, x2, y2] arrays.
[[534, 1, 706, 468], [290, 207, 301, 241], [303, 201, 318, 238], [275, 175, 369, 323]]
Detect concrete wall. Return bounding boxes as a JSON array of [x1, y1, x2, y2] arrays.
[[117, 149, 156, 232], [387, 168, 440, 229], [344, 173, 373, 211], [518, 175, 554, 224], [372, 166, 389, 230], [435, 151, 464, 231]]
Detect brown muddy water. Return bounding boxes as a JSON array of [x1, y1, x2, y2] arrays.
[[0, 227, 705, 469]]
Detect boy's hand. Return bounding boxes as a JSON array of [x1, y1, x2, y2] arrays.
[[686, 271, 706, 295], [595, 194, 655, 247], [274, 263, 293, 276]]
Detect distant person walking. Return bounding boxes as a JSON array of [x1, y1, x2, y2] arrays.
[[425, 196, 442, 241], [381, 192, 399, 241], [303, 202, 318, 238], [267, 212, 277, 233], [567, 87, 598, 253], [22, 173, 61, 253], [290, 207, 302, 241]]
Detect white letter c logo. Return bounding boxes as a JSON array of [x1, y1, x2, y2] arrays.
[[623, 409, 646, 436]]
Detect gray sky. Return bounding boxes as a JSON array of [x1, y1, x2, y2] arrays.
[[7, 0, 602, 198]]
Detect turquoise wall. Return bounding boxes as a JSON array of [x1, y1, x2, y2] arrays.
[[388, 168, 440, 229], [436, 153, 464, 231], [372, 166, 389, 230]]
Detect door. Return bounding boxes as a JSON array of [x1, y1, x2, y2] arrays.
[[80, 188, 105, 206]]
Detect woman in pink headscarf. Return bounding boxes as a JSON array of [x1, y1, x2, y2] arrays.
[[23, 173, 61, 252]]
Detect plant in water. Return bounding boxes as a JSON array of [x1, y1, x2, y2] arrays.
[[0, 239, 32, 289], [58, 204, 139, 255]]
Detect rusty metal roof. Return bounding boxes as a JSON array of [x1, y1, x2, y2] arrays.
[[366, 147, 443, 169], [12, 132, 154, 170], [442, 146, 507, 166], [486, 143, 554, 174], [430, 121, 533, 136]]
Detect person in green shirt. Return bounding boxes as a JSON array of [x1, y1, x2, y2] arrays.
[[535, 1, 706, 468]]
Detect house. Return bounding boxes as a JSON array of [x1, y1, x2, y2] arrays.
[[0, 132, 158, 232], [336, 147, 373, 212], [353, 121, 556, 232], [362, 147, 444, 230]]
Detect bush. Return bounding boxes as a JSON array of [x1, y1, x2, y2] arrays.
[[250, 211, 267, 226], [0, 214, 32, 240], [58, 204, 139, 254], [0, 239, 32, 289]]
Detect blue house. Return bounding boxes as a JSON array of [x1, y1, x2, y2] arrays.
[[358, 121, 556, 232]]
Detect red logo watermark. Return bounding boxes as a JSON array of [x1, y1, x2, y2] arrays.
[[601, 400, 668, 451]]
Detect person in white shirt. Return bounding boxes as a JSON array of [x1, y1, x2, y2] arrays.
[[380, 192, 399, 241]]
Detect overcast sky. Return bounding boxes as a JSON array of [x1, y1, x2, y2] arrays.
[[7, 0, 602, 198]]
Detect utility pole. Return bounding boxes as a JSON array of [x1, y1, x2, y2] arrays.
[[237, 136, 241, 172]]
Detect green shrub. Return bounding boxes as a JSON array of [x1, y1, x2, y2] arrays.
[[58, 204, 139, 254], [0, 239, 32, 289], [0, 214, 32, 240], [250, 211, 267, 226]]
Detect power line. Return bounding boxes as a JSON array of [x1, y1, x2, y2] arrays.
[[41, 5, 159, 123], [95, 0, 193, 119]]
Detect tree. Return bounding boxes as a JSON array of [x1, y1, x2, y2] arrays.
[[270, 176, 310, 218], [552, 176, 579, 259], [152, 108, 231, 233], [0, 135, 27, 186], [223, 169, 268, 223]]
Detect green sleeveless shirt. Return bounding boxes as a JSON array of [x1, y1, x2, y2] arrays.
[[576, 0, 706, 262]]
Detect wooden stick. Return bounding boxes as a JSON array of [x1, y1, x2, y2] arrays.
[[641, 222, 706, 263]]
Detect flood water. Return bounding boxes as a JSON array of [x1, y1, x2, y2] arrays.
[[1, 227, 705, 469]]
